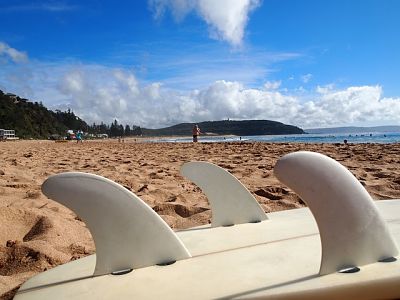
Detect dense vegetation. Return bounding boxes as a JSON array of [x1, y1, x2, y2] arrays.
[[0, 90, 83, 138], [0, 90, 143, 138], [142, 120, 304, 136], [1, 90, 304, 139]]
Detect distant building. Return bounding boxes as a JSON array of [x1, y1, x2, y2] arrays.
[[5, 93, 17, 100], [0, 129, 17, 140], [13, 98, 28, 104], [66, 130, 76, 140]]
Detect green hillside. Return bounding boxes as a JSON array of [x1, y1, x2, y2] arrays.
[[142, 120, 304, 136], [0, 90, 88, 138]]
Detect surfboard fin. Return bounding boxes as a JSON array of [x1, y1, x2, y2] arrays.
[[42, 172, 191, 276], [274, 151, 398, 275], [181, 161, 267, 227]]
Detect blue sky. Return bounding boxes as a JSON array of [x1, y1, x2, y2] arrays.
[[1, 0, 400, 128]]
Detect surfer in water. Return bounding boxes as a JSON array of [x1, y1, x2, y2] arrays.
[[192, 124, 201, 142]]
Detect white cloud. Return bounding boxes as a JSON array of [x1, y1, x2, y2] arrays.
[[56, 66, 198, 127], [196, 0, 260, 46], [296, 85, 400, 127], [55, 67, 400, 129], [301, 73, 312, 83], [149, 0, 195, 20], [315, 84, 335, 94], [149, 0, 261, 46], [264, 80, 281, 90], [0, 42, 28, 63]]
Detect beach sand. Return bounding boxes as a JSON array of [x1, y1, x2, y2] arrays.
[[1, 139, 400, 298]]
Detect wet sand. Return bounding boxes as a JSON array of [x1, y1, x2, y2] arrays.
[[1, 139, 400, 298]]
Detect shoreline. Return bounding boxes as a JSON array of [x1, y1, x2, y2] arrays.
[[3, 128, 400, 145], [1, 140, 400, 298]]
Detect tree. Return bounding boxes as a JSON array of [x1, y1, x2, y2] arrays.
[[118, 124, 124, 136], [99, 122, 109, 135], [125, 124, 131, 136], [131, 125, 142, 136], [110, 119, 120, 137]]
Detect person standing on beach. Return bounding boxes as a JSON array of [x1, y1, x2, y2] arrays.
[[192, 124, 201, 142], [76, 130, 83, 143]]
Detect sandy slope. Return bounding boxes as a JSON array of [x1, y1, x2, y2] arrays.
[[1, 139, 400, 298]]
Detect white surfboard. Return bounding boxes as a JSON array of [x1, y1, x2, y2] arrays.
[[15, 152, 400, 299]]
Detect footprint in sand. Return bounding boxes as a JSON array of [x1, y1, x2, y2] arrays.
[[23, 216, 52, 242], [254, 186, 289, 200], [152, 203, 209, 218]]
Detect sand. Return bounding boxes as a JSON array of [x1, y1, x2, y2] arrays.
[[1, 139, 400, 299]]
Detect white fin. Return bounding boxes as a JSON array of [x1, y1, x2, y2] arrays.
[[274, 151, 398, 275], [181, 162, 267, 227], [42, 172, 191, 276]]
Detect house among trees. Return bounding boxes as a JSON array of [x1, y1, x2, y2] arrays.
[[0, 129, 18, 141]]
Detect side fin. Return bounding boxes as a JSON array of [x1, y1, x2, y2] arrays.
[[274, 151, 398, 275], [42, 172, 191, 276], [181, 162, 267, 227]]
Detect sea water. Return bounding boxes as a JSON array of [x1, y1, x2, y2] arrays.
[[150, 132, 400, 144]]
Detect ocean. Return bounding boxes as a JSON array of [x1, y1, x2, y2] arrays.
[[150, 131, 400, 144]]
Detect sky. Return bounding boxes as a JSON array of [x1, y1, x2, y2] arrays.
[[1, 0, 400, 129]]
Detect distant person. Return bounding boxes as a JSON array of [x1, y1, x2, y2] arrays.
[[76, 130, 83, 143], [192, 124, 201, 142]]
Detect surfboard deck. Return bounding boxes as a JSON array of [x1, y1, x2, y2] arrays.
[[14, 152, 400, 299], [15, 200, 400, 299]]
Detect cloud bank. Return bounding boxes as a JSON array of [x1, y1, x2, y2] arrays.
[[54, 66, 400, 129], [2, 43, 400, 129], [149, 0, 261, 46]]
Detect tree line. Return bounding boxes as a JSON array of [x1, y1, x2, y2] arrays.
[[0, 90, 142, 139], [88, 120, 142, 137]]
